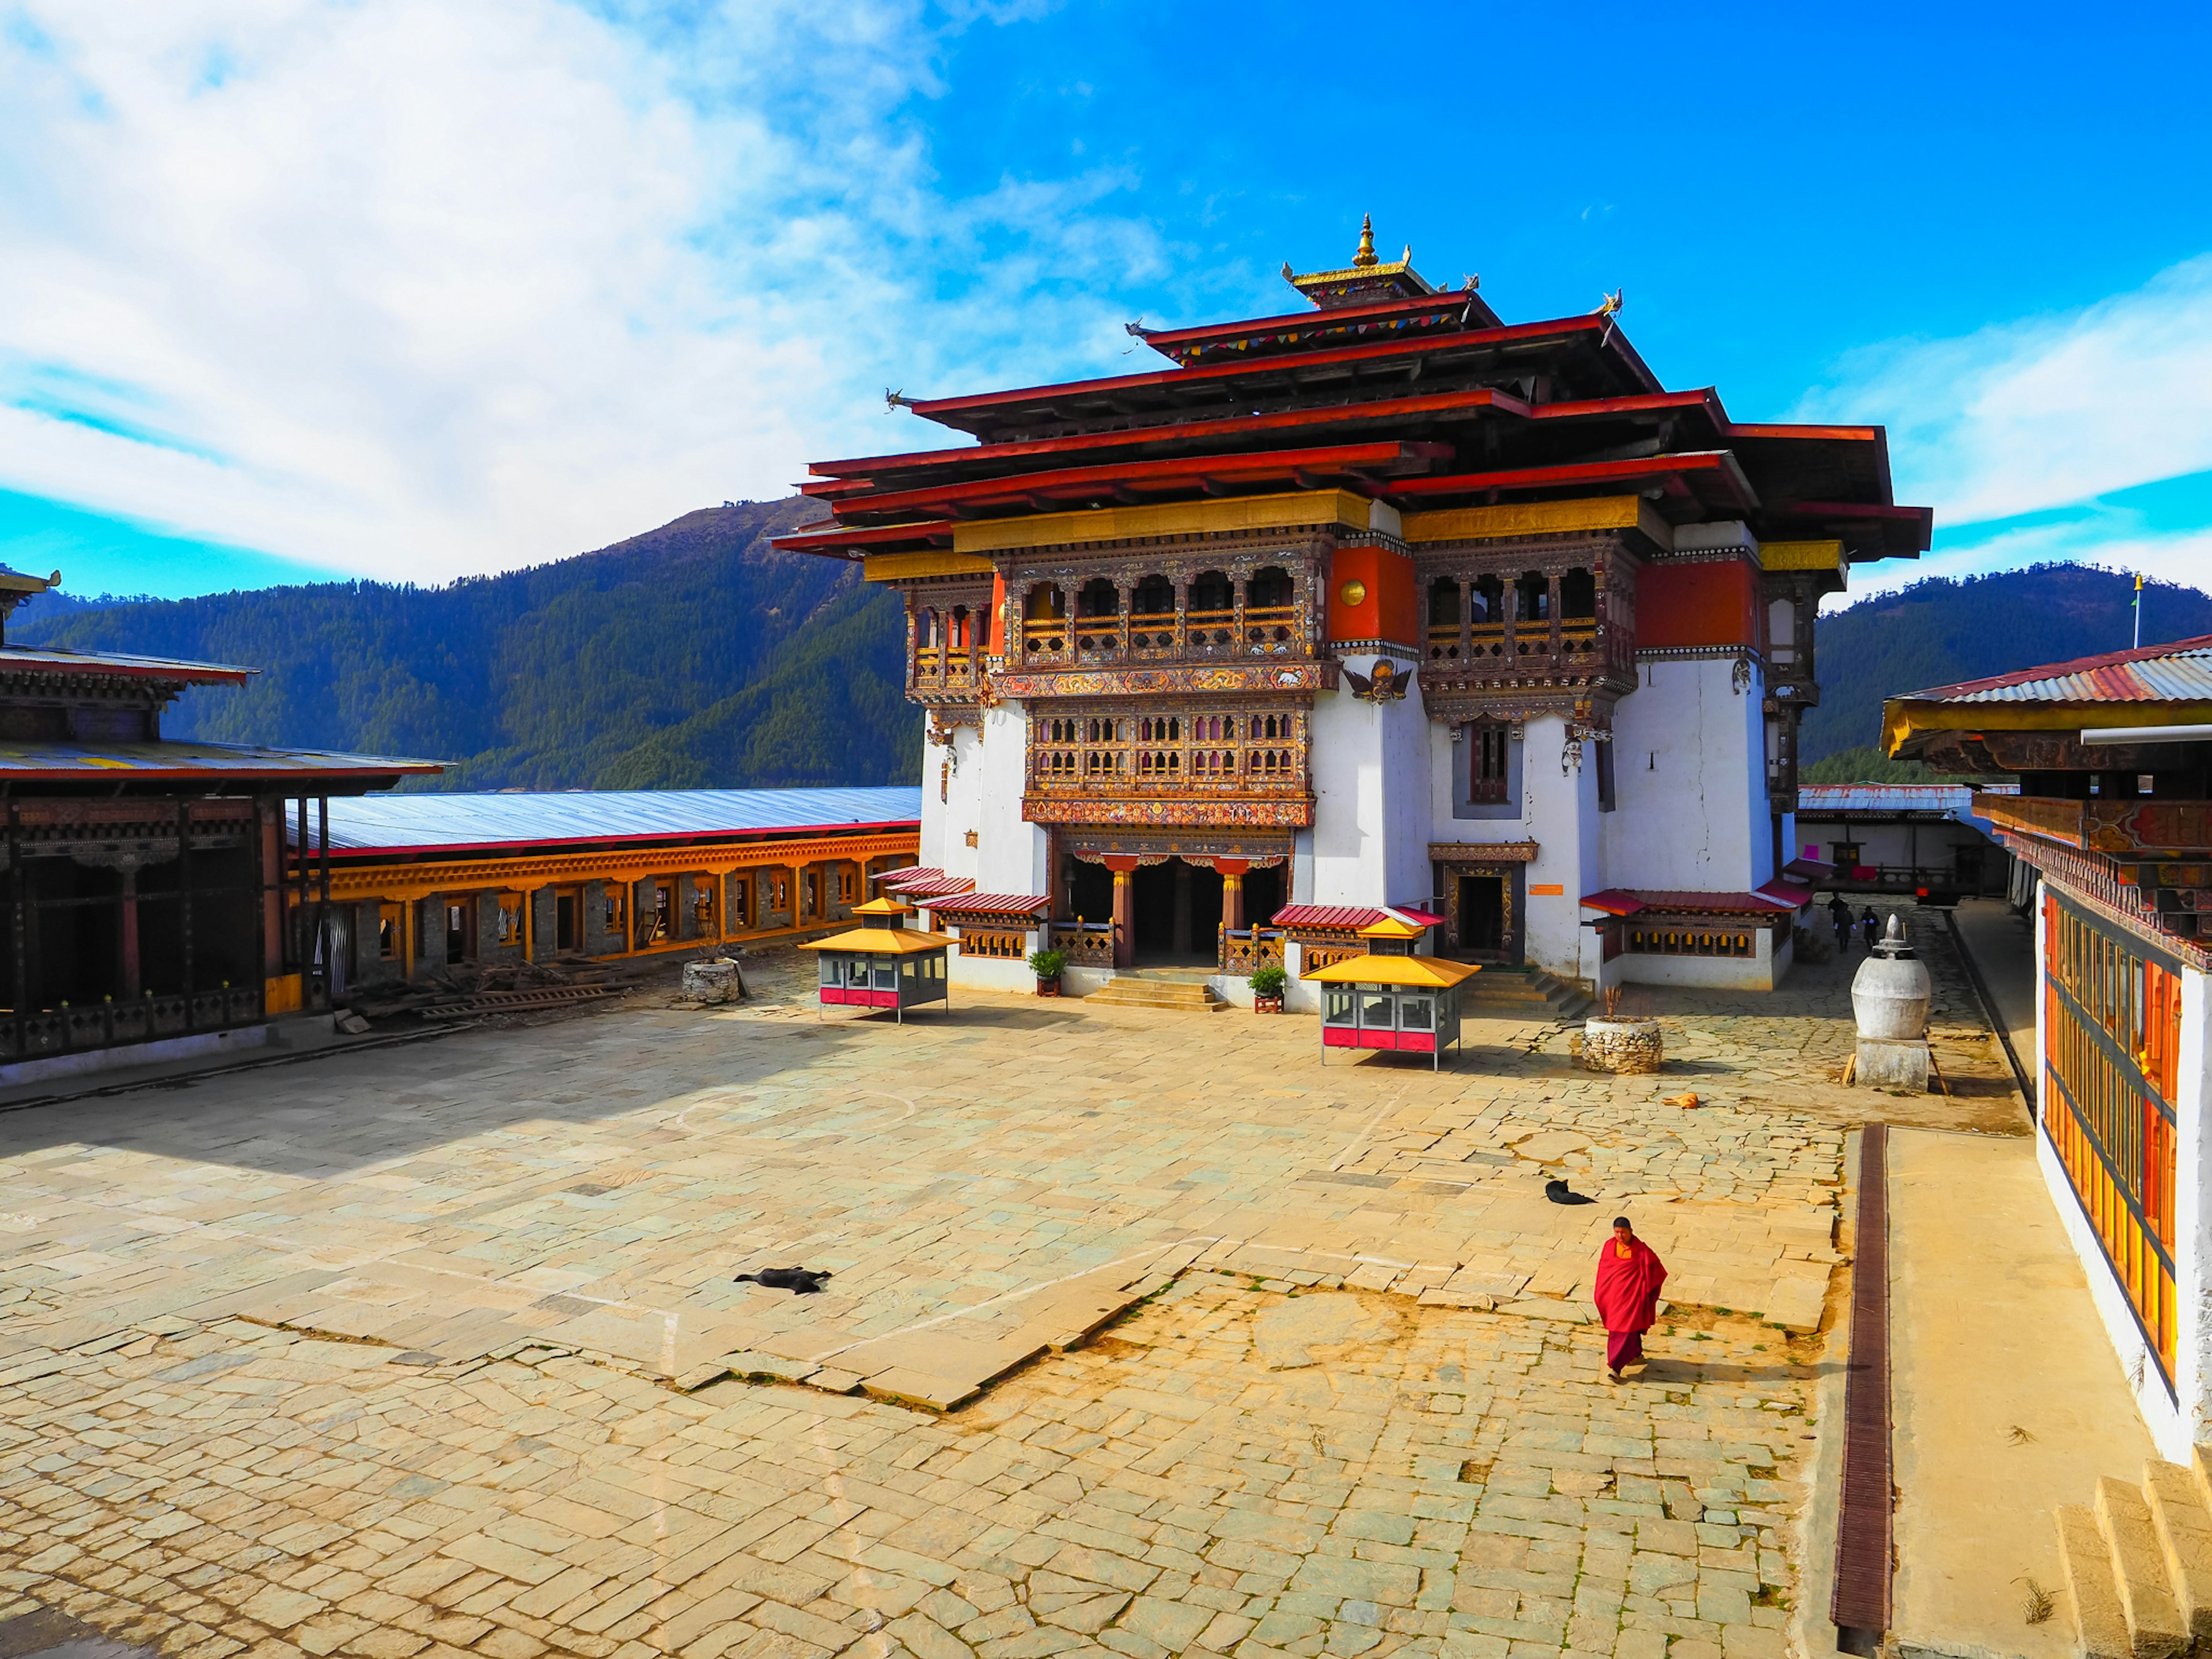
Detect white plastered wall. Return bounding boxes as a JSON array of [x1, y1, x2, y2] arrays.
[[974, 702, 1048, 897], [1308, 659, 1430, 908], [1604, 657, 1773, 894], [922, 724, 984, 884]]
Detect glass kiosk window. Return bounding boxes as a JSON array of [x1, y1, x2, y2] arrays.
[[1324, 988, 1357, 1028], [1359, 990, 1394, 1029], [1397, 995, 1434, 1031]]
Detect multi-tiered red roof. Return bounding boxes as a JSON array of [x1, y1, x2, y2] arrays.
[[777, 222, 1929, 569]]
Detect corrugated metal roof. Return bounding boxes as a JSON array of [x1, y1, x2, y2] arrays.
[[935, 893, 1050, 916], [892, 876, 976, 899], [1796, 784, 1979, 815], [0, 644, 255, 682], [1756, 878, 1815, 910], [313, 785, 922, 853], [1273, 904, 1390, 931], [1582, 888, 1799, 915], [1900, 635, 2212, 706], [0, 739, 440, 781]]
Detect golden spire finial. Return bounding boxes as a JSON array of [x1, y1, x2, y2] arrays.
[[1353, 213, 1378, 268]]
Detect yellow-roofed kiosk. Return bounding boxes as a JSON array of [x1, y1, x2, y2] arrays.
[[1302, 915, 1481, 1070], [801, 896, 950, 1022]]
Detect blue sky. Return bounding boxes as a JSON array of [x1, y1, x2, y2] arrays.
[[3, 1, 2210, 603]]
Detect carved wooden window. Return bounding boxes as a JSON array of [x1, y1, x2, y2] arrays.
[[1033, 706, 1305, 787], [1471, 723, 1510, 804]]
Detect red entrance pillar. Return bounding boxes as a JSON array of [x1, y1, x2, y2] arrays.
[[1103, 855, 1140, 969], [1217, 858, 1250, 935]]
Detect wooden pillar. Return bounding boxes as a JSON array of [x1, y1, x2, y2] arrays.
[[119, 865, 142, 999], [1171, 861, 1192, 955], [1218, 858, 1249, 934], [1104, 855, 1138, 969]]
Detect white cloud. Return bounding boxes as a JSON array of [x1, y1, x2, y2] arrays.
[[1794, 253, 2212, 528], [0, 0, 1163, 582]]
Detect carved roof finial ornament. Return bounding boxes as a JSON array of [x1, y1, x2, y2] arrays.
[[1285, 215, 1436, 310]]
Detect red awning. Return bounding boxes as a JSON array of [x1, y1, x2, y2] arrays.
[[1756, 879, 1815, 911], [893, 876, 978, 899], [1388, 903, 1446, 926], [873, 865, 941, 885], [937, 893, 1051, 917], [1578, 889, 1646, 916], [1271, 904, 1388, 931]]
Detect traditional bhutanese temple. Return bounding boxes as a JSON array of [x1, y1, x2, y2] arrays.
[[778, 218, 1930, 997]]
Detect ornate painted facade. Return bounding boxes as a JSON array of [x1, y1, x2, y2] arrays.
[[781, 222, 1929, 992]]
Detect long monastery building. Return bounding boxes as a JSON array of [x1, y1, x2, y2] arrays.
[[780, 222, 1931, 995]]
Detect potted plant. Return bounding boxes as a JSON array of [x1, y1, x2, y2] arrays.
[[1582, 984, 1662, 1074], [1249, 963, 1287, 1013], [1028, 946, 1067, 997]]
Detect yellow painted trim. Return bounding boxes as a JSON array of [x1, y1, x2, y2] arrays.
[[1300, 953, 1482, 988], [1759, 539, 1846, 574], [1400, 495, 1673, 550], [1881, 699, 2212, 757], [951, 490, 1373, 555], [324, 832, 919, 904], [863, 550, 997, 582]]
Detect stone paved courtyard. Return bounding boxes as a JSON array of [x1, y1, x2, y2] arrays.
[[0, 907, 2018, 1659]]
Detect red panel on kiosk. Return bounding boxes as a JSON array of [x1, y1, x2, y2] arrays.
[[1637, 558, 1758, 650], [822, 987, 899, 1008]]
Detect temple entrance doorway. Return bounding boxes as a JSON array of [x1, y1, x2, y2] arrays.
[[1458, 874, 1506, 958], [1132, 858, 1222, 965]]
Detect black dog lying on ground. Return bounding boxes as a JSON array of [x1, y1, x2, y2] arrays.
[[734, 1267, 834, 1294], [1544, 1178, 1597, 1206]]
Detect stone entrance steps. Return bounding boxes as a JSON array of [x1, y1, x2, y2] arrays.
[[1461, 967, 1594, 1022], [1087, 976, 1232, 1012], [2057, 1447, 2212, 1659]]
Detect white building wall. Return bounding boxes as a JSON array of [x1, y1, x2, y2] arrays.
[[1520, 714, 1589, 979], [1604, 657, 1772, 893], [923, 725, 987, 883], [1308, 659, 1426, 907], [974, 702, 1048, 897]]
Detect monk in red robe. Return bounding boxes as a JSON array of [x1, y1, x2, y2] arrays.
[[1593, 1216, 1667, 1380]]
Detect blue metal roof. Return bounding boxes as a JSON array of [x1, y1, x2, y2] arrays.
[[310, 785, 922, 853]]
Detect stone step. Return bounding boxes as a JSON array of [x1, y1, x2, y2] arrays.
[[1086, 978, 1230, 1012], [2141, 1459, 2212, 1643], [2059, 1502, 2137, 1659], [1464, 969, 1592, 1022], [2096, 1477, 2189, 1658]]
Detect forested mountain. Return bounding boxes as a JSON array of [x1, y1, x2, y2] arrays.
[[14, 498, 921, 791], [1802, 563, 2212, 769]]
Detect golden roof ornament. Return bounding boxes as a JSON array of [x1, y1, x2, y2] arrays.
[[1284, 214, 1436, 309]]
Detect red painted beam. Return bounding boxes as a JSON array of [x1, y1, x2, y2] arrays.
[[904, 313, 1652, 422], [835, 440, 1455, 522], [808, 389, 1528, 480], [1384, 450, 1758, 512], [1139, 288, 1498, 353], [771, 520, 957, 559]]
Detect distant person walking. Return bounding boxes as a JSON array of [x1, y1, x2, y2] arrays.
[[1828, 895, 1853, 955], [1594, 1216, 1668, 1381], [1860, 906, 1881, 953]]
